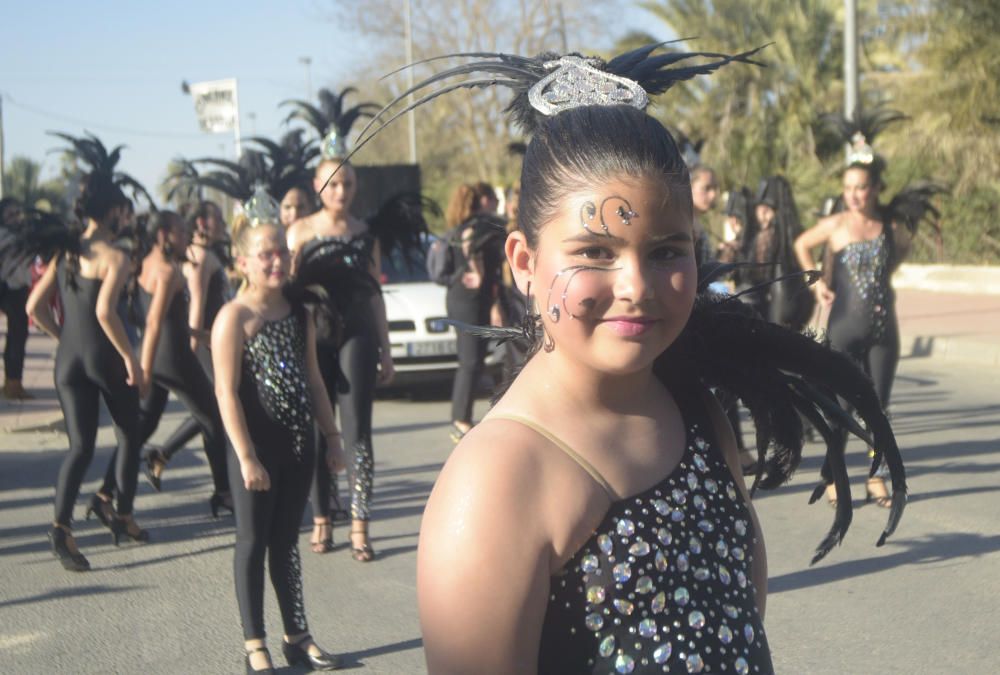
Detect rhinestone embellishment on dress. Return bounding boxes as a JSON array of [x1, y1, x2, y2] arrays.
[[542, 422, 771, 673]]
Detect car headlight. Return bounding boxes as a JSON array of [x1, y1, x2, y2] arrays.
[[426, 318, 450, 333]]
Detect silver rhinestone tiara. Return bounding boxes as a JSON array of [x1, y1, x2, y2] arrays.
[[527, 56, 650, 116]]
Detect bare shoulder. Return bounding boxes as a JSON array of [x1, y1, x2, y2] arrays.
[[287, 214, 317, 247], [212, 299, 254, 336]]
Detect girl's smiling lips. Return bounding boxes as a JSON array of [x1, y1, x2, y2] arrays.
[[599, 315, 660, 337]]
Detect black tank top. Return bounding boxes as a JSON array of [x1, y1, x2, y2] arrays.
[[829, 231, 894, 344], [56, 262, 119, 362], [526, 391, 773, 674], [135, 285, 190, 376]]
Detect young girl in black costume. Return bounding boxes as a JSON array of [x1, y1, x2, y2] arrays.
[[214, 213, 345, 673], [142, 201, 234, 513], [24, 133, 149, 570], [338, 45, 909, 673], [94, 210, 232, 519], [794, 107, 942, 507]]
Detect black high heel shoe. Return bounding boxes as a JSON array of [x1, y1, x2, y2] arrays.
[[110, 515, 150, 546], [209, 492, 234, 518], [245, 646, 275, 674], [142, 447, 167, 492], [84, 494, 116, 529], [283, 635, 340, 670], [48, 526, 90, 572]]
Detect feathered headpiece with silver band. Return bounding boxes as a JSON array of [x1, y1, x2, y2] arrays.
[[281, 87, 380, 160], [318, 42, 767, 192], [820, 104, 907, 167]]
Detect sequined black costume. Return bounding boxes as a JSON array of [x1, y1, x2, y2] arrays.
[[826, 228, 899, 478], [230, 306, 315, 640], [307, 233, 379, 524], [528, 390, 772, 675]]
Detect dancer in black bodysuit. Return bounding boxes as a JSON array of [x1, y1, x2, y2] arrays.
[[96, 210, 231, 517], [214, 215, 344, 674], [143, 201, 234, 506], [795, 105, 942, 506], [22, 133, 150, 570]]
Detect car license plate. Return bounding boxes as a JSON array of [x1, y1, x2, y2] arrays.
[[406, 340, 456, 357]]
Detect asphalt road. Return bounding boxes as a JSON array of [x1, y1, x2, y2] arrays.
[[1, 353, 999, 674]]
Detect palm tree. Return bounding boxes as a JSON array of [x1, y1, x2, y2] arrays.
[[2, 156, 68, 213]]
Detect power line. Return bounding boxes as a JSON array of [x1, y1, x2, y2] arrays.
[[1, 92, 214, 141]]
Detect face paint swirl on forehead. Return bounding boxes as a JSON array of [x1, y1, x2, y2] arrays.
[[580, 195, 639, 237]]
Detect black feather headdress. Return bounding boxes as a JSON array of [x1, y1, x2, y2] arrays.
[[819, 103, 907, 171], [49, 131, 156, 211], [281, 86, 380, 159], [243, 129, 320, 201], [322, 43, 767, 189]]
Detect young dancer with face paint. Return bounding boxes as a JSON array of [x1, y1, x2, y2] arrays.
[[336, 45, 908, 674]]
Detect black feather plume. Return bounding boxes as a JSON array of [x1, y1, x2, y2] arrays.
[[885, 182, 947, 236]]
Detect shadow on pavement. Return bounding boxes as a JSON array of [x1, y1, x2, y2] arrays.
[[769, 532, 1000, 594], [0, 583, 147, 609]]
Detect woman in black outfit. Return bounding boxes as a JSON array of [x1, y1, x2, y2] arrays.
[[143, 201, 234, 510], [794, 107, 940, 506], [214, 216, 344, 674], [444, 182, 504, 442], [96, 210, 232, 517], [25, 136, 148, 570]]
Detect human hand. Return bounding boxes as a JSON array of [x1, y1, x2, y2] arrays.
[[814, 279, 835, 308], [241, 458, 271, 491], [377, 348, 395, 385]]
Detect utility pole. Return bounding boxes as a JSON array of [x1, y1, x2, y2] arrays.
[[844, 0, 859, 150], [404, 0, 417, 164], [299, 57, 313, 101], [0, 94, 5, 199]]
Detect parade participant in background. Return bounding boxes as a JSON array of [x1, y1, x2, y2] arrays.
[[93, 210, 231, 520], [284, 87, 428, 561], [794, 106, 943, 508], [443, 182, 505, 443], [690, 165, 719, 266], [212, 196, 344, 672], [346, 44, 907, 673], [141, 200, 233, 502], [19, 133, 151, 570], [746, 176, 814, 330], [0, 197, 34, 400]]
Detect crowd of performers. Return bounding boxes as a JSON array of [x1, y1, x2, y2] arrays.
[[0, 40, 945, 674]]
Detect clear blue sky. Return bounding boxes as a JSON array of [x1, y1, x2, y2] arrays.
[[1, 1, 663, 198]]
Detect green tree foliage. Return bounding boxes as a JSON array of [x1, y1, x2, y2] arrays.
[[2, 155, 69, 214]]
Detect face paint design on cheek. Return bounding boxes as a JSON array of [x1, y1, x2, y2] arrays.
[[580, 196, 639, 237], [544, 264, 620, 324]]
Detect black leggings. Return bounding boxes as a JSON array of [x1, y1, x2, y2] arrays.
[[311, 331, 377, 522], [100, 351, 229, 496], [54, 355, 140, 524], [158, 347, 212, 461], [0, 284, 29, 381], [229, 445, 314, 640], [827, 313, 900, 477], [447, 290, 489, 423]]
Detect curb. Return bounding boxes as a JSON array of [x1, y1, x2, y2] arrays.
[[901, 333, 1000, 367]]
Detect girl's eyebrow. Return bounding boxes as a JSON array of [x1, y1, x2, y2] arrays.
[[561, 231, 693, 244]]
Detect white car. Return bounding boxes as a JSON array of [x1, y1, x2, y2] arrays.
[[379, 241, 501, 390]]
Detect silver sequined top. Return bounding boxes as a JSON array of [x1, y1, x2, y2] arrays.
[[240, 311, 313, 460], [537, 413, 772, 675], [834, 232, 893, 343]]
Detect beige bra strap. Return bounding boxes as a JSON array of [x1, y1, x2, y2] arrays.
[[488, 413, 618, 500]]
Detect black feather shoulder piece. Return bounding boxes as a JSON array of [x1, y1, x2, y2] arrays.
[[660, 290, 906, 565], [366, 192, 438, 267], [285, 235, 381, 344], [49, 131, 155, 210], [0, 208, 81, 266], [885, 182, 947, 237]]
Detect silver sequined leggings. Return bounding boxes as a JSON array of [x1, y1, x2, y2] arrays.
[[312, 333, 377, 522]]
